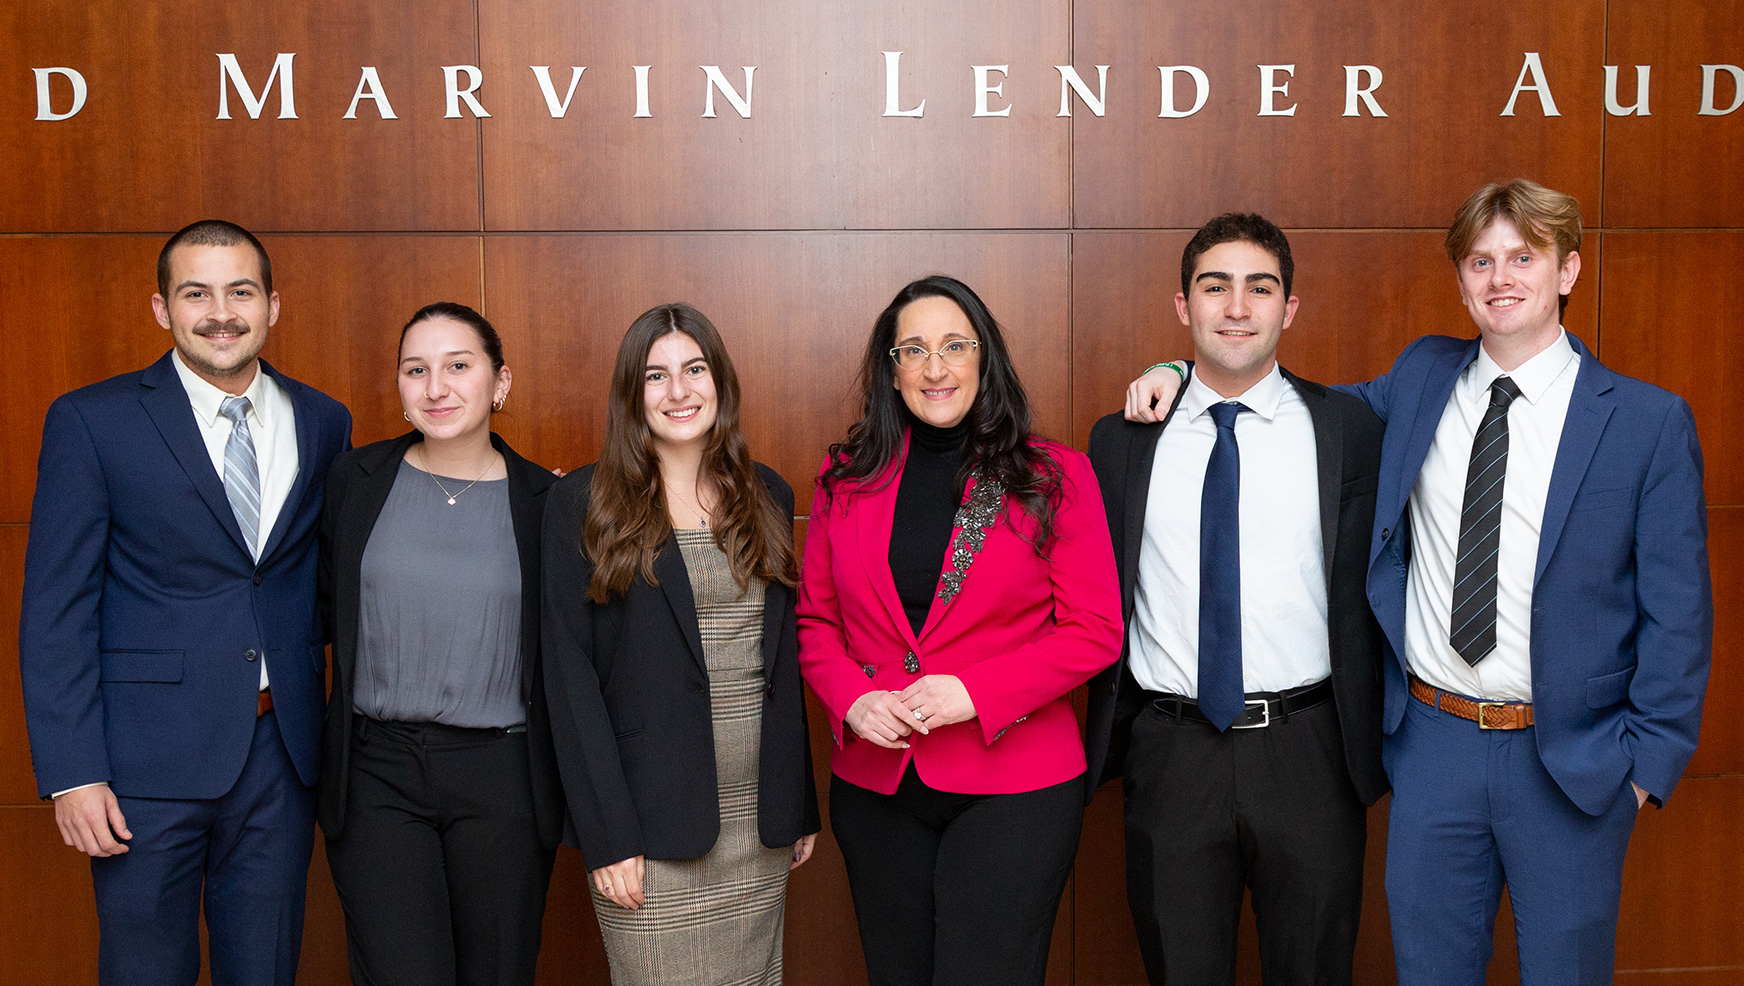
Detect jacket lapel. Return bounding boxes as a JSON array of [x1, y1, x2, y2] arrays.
[[1286, 369, 1342, 577], [916, 473, 983, 640], [138, 354, 253, 558], [500, 435, 553, 700], [1121, 386, 1187, 624], [257, 361, 314, 562], [1394, 339, 1479, 516], [1534, 342, 1615, 585], [656, 536, 710, 675], [855, 448, 923, 653], [333, 434, 417, 678]]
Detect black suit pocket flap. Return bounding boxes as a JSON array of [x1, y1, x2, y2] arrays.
[[1586, 666, 1634, 709], [99, 650, 184, 683], [1340, 473, 1379, 500]]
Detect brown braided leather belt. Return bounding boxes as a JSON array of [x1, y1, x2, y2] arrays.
[[1408, 675, 1533, 730]]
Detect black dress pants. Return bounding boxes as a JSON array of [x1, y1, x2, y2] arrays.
[[1123, 696, 1366, 986], [325, 717, 556, 986], [830, 764, 1084, 986]]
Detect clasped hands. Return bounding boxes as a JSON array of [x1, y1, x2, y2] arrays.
[[845, 674, 975, 749]]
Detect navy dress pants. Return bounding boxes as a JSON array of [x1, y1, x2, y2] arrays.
[[1384, 691, 1640, 986], [92, 709, 315, 986]]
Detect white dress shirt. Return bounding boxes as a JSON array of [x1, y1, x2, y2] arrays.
[[172, 350, 300, 689], [1129, 365, 1331, 696], [1405, 330, 1579, 702]]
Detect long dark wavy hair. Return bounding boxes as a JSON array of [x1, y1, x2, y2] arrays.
[[822, 275, 1062, 548], [584, 303, 797, 602]]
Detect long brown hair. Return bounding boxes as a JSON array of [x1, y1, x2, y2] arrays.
[[583, 303, 797, 602]]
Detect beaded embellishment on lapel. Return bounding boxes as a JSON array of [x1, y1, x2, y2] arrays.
[[936, 470, 1005, 604]]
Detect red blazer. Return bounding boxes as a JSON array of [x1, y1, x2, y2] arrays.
[[797, 436, 1122, 796]]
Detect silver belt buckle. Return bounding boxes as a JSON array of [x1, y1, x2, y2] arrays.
[[1230, 697, 1271, 729]]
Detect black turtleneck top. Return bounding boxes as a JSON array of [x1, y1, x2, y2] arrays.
[[888, 417, 970, 636]]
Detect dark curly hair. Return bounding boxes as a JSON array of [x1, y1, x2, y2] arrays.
[[821, 275, 1062, 549]]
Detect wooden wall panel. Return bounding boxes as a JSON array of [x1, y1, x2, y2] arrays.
[[482, 232, 1072, 507], [0, 236, 165, 524], [479, 0, 1072, 230], [1071, 0, 1606, 229], [1603, 0, 1744, 227], [2, 0, 1740, 980], [1068, 231, 1602, 445], [250, 236, 486, 447], [0, 806, 101, 983], [0, 529, 39, 804], [1615, 776, 1744, 974], [1597, 232, 1743, 507], [0, 0, 482, 232], [0, 235, 484, 525]]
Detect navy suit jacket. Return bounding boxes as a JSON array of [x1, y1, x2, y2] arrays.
[[1348, 333, 1711, 815], [21, 352, 351, 801]]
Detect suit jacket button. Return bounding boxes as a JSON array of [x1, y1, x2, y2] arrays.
[[253, 574, 263, 586], [1381, 528, 1391, 540], [244, 649, 258, 662], [904, 652, 920, 674]]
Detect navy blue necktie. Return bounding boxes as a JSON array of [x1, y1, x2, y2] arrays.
[[1199, 401, 1249, 731]]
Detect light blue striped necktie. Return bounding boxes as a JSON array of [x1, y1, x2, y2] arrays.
[[219, 396, 262, 557]]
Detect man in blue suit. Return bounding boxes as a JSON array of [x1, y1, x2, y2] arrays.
[[1123, 179, 1711, 984], [20, 221, 351, 986]]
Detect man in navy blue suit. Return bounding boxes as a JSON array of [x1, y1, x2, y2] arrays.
[[20, 221, 351, 986], [1124, 179, 1712, 984]]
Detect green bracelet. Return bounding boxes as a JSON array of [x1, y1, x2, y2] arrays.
[[1144, 361, 1187, 382]]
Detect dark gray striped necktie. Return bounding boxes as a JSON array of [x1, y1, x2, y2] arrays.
[[219, 396, 261, 557], [1449, 375, 1522, 665]]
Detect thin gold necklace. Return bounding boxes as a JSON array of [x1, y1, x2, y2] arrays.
[[669, 483, 713, 528], [415, 446, 493, 506]]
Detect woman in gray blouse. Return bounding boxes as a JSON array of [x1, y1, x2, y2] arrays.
[[316, 303, 564, 986]]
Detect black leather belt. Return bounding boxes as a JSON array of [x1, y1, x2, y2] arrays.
[[1143, 679, 1333, 729]]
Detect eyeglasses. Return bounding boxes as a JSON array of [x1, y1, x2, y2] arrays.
[[888, 339, 980, 370]]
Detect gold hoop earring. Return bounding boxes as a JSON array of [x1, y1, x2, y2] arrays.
[[492, 397, 505, 412], [403, 411, 411, 422]]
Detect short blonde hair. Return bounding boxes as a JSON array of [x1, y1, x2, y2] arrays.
[[1445, 179, 1583, 267]]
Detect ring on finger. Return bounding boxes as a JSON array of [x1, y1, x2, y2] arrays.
[[913, 709, 926, 721]]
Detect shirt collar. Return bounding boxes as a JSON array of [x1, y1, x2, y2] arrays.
[[1181, 362, 1286, 423], [1467, 329, 1577, 406], [171, 350, 271, 427]]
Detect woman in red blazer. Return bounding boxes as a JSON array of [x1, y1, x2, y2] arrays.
[[798, 275, 1122, 986]]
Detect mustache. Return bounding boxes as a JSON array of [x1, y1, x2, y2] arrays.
[[193, 317, 249, 336]]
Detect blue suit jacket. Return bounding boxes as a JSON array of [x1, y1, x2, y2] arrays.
[[1349, 333, 1711, 816], [20, 352, 351, 801]]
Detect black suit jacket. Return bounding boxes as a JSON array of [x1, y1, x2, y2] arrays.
[[315, 431, 565, 848], [1085, 367, 1389, 806], [541, 463, 822, 868]]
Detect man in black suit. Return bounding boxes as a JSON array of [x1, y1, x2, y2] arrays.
[[1086, 213, 1386, 986]]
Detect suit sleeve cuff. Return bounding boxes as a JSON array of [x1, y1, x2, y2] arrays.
[[49, 782, 109, 799]]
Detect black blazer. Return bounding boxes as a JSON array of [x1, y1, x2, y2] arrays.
[[1085, 367, 1389, 806], [541, 462, 821, 869], [315, 431, 564, 848]]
